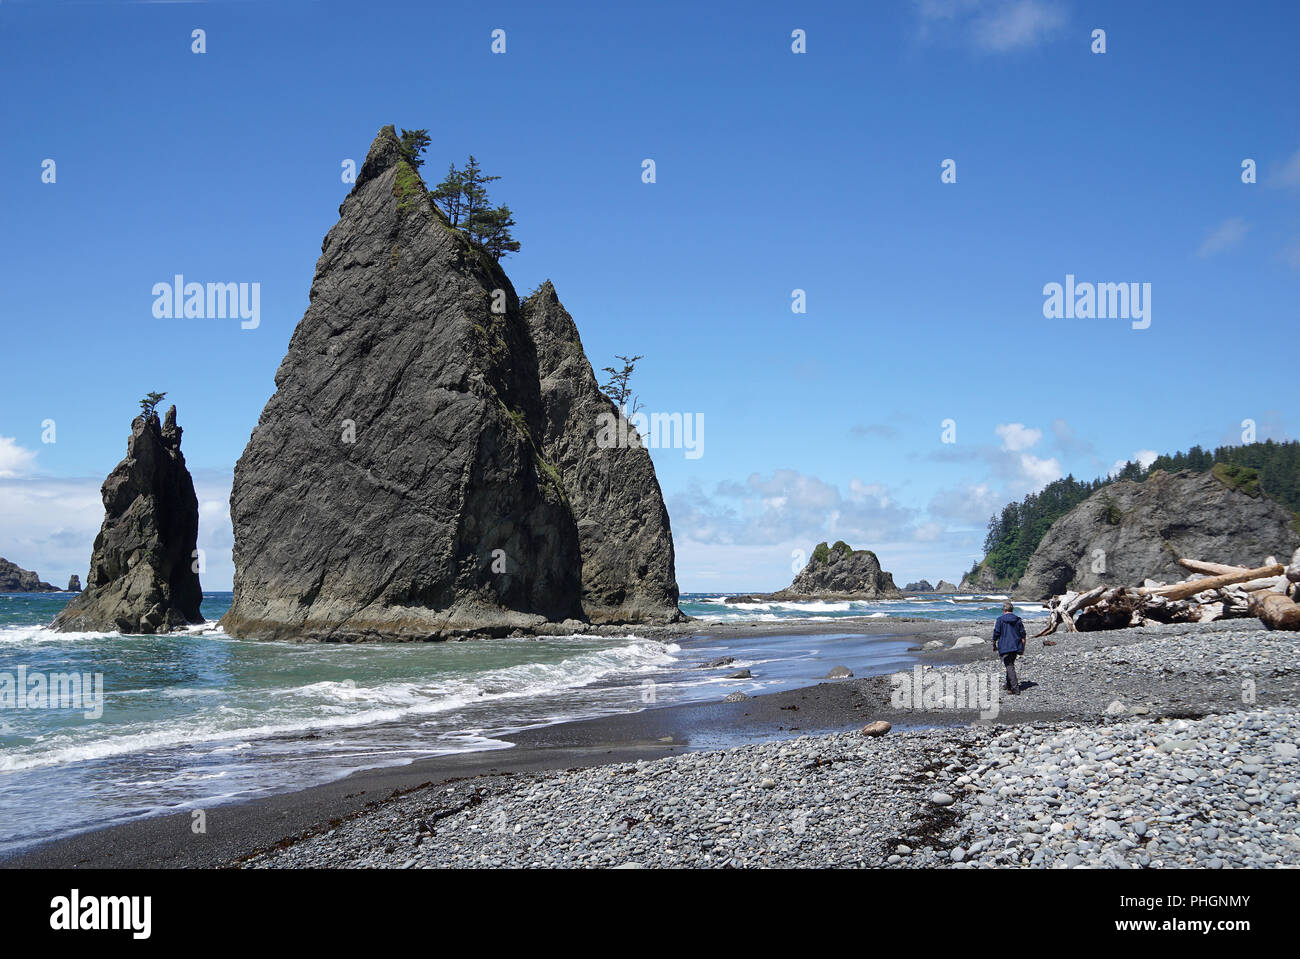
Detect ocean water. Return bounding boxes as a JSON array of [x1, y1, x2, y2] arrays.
[[0, 589, 1020, 857], [678, 591, 1041, 622]]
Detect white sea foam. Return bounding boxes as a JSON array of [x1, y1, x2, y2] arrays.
[[0, 625, 120, 645], [0, 636, 680, 773]]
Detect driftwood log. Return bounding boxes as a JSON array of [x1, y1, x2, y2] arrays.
[[1034, 585, 1106, 636], [1037, 552, 1300, 634], [1177, 558, 1247, 576], [1138, 564, 1284, 602], [1249, 592, 1300, 631]]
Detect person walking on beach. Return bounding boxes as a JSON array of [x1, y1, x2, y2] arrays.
[[992, 600, 1026, 695]]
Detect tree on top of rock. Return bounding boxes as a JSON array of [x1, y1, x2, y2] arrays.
[[139, 391, 167, 418], [600, 355, 644, 416], [398, 128, 431, 170], [431, 155, 521, 259]]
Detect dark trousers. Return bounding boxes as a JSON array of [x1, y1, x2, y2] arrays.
[[1001, 653, 1019, 692]]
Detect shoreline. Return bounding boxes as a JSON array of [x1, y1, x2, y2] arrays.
[[9, 614, 1294, 868], [1, 617, 983, 868]]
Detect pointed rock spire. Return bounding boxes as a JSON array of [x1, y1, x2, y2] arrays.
[[52, 406, 202, 633], [221, 127, 680, 641]]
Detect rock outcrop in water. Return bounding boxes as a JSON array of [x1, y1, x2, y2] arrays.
[[781, 542, 902, 598], [51, 407, 203, 633], [0, 558, 58, 593], [1015, 469, 1300, 600], [728, 542, 903, 603], [903, 579, 934, 592], [66, 575, 81, 592], [221, 126, 680, 642], [935, 580, 959, 593]]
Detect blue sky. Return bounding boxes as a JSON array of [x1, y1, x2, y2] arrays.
[[2, 0, 1298, 592]]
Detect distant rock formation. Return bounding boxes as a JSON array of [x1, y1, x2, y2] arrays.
[[729, 542, 903, 603], [221, 126, 680, 642], [1015, 469, 1300, 600], [0, 558, 58, 593], [783, 542, 902, 598], [902, 578, 959, 593], [958, 564, 1000, 593], [66, 575, 81, 593], [51, 407, 203, 633]]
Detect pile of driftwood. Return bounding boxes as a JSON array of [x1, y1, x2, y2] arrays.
[[1036, 548, 1300, 635]]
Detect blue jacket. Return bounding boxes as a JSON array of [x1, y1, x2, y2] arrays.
[[993, 612, 1026, 656]]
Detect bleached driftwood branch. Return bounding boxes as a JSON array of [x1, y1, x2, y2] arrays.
[[1137, 564, 1284, 601], [1036, 551, 1300, 634]]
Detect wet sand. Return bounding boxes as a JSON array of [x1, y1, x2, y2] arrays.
[[2, 617, 997, 868]]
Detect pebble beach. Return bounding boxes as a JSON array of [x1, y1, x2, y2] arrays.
[[230, 619, 1300, 869]]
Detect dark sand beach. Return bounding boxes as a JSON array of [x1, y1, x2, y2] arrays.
[[4, 617, 978, 868], [9, 614, 1297, 869]]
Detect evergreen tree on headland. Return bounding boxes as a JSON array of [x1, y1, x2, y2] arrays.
[[977, 439, 1300, 584]]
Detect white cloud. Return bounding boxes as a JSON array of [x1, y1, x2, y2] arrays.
[[1017, 453, 1063, 488], [1108, 449, 1158, 478], [928, 482, 1002, 524], [971, 0, 1066, 51], [913, 522, 944, 542], [915, 0, 981, 22], [1279, 238, 1300, 270], [0, 437, 38, 478], [674, 529, 985, 594], [0, 468, 235, 591], [1196, 217, 1250, 258], [1049, 417, 1096, 459], [667, 470, 917, 549], [995, 422, 1042, 451], [1270, 147, 1300, 189], [850, 422, 901, 440], [848, 478, 892, 505], [924, 423, 1063, 496], [916, 0, 1066, 52]]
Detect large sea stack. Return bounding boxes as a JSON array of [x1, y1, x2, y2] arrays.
[[221, 126, 680, 642], [0, 558, 58, 593], [1015, 469, 1300, 600], [51, 407, 203, 633]]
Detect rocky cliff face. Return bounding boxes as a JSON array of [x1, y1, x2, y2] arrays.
[[523, 283, 679, 623], [766, 542, 902, 600], [221, 127, 680, 641], [1015, 469, 1300, 600], [0, 558, 58, 593], [958, 564, 1000, 593], [51, 407, 203, 633]]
